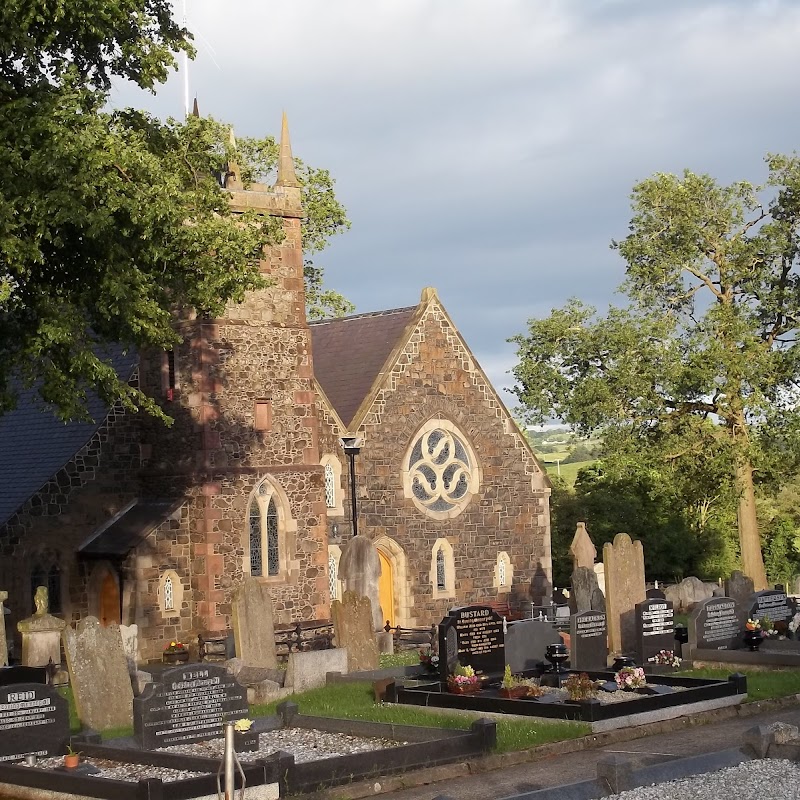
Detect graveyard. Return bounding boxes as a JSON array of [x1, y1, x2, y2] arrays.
[[3, 530, 800, 799]]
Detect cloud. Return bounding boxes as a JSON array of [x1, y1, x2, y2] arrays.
[[113, 0, 800, 402]]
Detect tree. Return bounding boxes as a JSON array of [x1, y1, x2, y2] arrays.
[[512, 157, 800, 589], [0, 1, 350, 422]]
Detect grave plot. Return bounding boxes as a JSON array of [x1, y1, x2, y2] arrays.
[[389, 672, 747, 732]]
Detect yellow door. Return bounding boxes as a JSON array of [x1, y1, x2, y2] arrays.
[[378, 550, 395, 627]]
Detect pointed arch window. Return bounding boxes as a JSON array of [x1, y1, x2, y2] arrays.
[[328, 553, 338, 600], [324, 463, 336, 508], [436, 547, 446, 591], [247, 478, 293, 580], [164, 575, 175, 611]]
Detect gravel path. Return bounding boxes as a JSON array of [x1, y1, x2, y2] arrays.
[[606, 759, 800, 800]]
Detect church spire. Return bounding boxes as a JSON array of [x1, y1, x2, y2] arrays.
[[276, 112, 299, 188]]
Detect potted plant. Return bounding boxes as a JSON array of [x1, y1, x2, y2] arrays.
[[499, 665, 527, 699], [63, 744, 81, 769], [233, 718, 259, 752], [163, 640, 189, 664], [446, 663, 480, 694], [564, 672, 600, 702], [614, 665, 647, 691]]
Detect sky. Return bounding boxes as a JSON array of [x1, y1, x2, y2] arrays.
[[112, 0, 800, 406]]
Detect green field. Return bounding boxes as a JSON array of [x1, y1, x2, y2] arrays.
[[540, 459, 596, 486]]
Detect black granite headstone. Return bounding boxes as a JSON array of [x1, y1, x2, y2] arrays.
[[635, 599, 674, 664], [749, 590, 792, 625], [437, 605, 505, 681], [134, 664, 249, 749], [688, 597, 740, 651], [570, 612, 608, 671], [0, 682, 69, 762]]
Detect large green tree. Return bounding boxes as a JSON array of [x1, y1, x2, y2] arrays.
[[0, 1, 349, 422], [512, 156, 800, 589]]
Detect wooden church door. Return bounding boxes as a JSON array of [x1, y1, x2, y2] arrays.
[[378, 550, 395, 627], [99, 572, 120, 626]]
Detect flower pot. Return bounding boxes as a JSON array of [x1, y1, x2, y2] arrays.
[[499, 686, 528, 699], [64, 753, 80, 769], [743, 630, 763, 651], [163, 650, 190, 664], [447, 682, 480, 695], [233, 731, 259, 753]]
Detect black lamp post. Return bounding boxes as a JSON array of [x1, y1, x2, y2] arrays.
[[340, 437, 362, 537]]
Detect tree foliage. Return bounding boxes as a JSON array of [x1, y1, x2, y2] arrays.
[[0, 1, 350, 422], [512, 156, 800, 588]]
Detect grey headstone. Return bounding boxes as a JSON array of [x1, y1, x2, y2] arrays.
[[750, 590, 792, 625], [572, 567, 599, 613], [603, 533, 646, 654], [635, 599, 674, 664], [664, 577, 716, 613], [17, 610, 66, 669], [570, 522, 597, 569], [331, 591, 379, 671], [231, 578, 277, 669], [725, 571, 755, 625], [438, 606, 506, 679], [0, 683, 69, 761], [688, 597, 740, 652], [63, 617, 133, 731], [285, 649, 348, 693], [338, 535, 383, 631], [591, 588, 606, 612], [134, 664, 248, 749], [504, 618, 561, 672], [119, 624, 139, 675], [570, 612, 608, 671]]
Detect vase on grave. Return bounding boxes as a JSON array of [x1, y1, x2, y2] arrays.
[[233, 730, 259, 752], [743, 629, 764, 651]]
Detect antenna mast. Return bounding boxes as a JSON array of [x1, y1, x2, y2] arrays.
[[182, 0, 190, 117]]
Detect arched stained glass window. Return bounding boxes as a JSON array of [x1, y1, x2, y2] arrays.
[[498, 557, 507, 586], [249, 502, 263, 577], [164, 575, 174, 610], [328, 554, 338, 600], [436, 548, 446, 591], [324, 463, 336, 508], [266, 497, 279, 576]]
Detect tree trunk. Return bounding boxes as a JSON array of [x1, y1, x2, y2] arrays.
[[736, 458, 767, 590]]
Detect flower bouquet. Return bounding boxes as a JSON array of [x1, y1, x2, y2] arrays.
[[647, 649, 681, 669], [447, 663, 480, 694], [419, 648, 440, 672], [614, 666, 646, 691], [232, 718, 258, 752]]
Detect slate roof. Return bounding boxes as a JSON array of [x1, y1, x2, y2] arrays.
[[309, 306, 418, 428], [0, 347, 138, 527]]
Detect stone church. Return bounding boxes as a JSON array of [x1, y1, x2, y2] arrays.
[[0, 117, 552, 663]]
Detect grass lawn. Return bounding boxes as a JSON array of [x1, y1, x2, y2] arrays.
[[541, 459, 595, 487], [677, 667, 800, 703]]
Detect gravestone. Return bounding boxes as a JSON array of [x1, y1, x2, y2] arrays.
[[437, 605, 505, 681], [603, 533, 646, 655], [635, 599, 674, 664], [63, 617, 133, 731], [725, 571, 755, 626], [570, 612, 608, 672], [231, 578, 277, 669], [688, 597, 740, 652], [664, 577, 717, 612], [17, 586, 66, 669], [504, 619, 561, 672], [119, 624, 139, 674], [646, 588, 667, 600], [0, 683, 69, 762], [571, 567, 599, 614], [750, 589, 792, 625], [134, 664, 249, 749], [0, 591, 7, 667], [570, 522, 597, 569], [338, 535, 383, 631], [331, 591, 379, 671], [594, 563, 606, 594]]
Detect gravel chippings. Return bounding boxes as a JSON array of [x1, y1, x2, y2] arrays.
[[23, 729, 406, 782], [606, 759, 800, 800]]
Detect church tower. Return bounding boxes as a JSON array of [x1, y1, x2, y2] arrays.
[[138, 116, 329, 638]]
